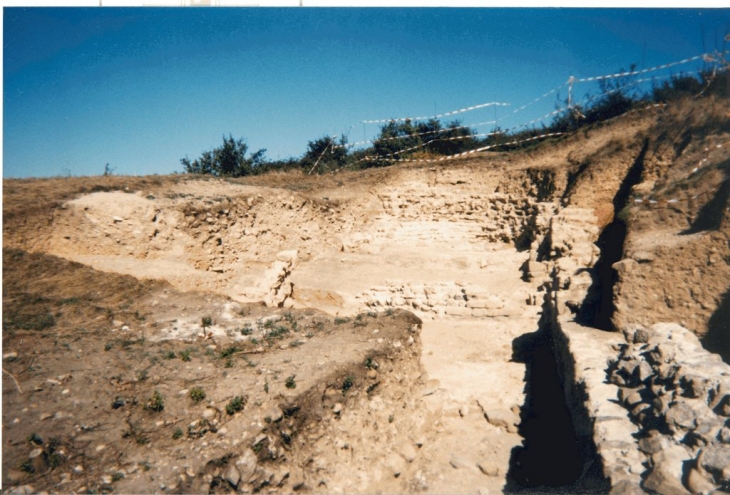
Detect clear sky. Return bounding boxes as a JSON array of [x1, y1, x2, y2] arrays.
[[3, 7, 730, 178]]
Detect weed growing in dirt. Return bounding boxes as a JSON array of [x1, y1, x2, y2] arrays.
[[334, 317, 349, 325], [285, 375, 297, 389], [224, 358, 234, 368], [226, 395, 246, 415], [219, 345, 238, 359], [389, 414, 394, 423], [163, 350, 176, 360], [180, 349, 191, 362], [290, 340, 301, 347], [305, 331, 314, 338], [354, 313, 367, 327], [189, 386, 206, 403], [240, 325, 253, 336], [265, 325, 289, 342], [342, 375, 355, 392], [364, 357, 377, 370], [137, 370, 148, 382], [145, 391, 165, 412], [112, 472, 125, 482], [172, 427, 183, 439], [264, 381, 269, 394], [104, 342, 113, 351], [202, 316, 212, 328]]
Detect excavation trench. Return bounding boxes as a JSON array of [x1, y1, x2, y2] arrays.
[[36, 173, 604, 493]]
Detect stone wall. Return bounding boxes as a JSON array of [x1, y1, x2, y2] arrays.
[[539, 203, 730, 494]]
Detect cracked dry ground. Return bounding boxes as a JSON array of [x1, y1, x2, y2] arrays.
[[3, 97, 730, 494]]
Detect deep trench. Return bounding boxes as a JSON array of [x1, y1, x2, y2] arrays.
[[579, 139, 649, 330], [503, 145, 650, 489], [505, 319, 609, 493]]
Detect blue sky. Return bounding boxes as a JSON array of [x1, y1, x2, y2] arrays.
[[4, 7, 730, 177]]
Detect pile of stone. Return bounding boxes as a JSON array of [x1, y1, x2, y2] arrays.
[[609, 323, 730, 494]]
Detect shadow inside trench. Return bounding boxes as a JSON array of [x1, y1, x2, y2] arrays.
[[505, 325, 584, 492]]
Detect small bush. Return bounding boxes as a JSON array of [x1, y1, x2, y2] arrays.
[[334, 317, 349, 325], [342, 375, 354, 392], [145, 391, 165, 412], [180, 349, 191, 362], [285, 375, 297, 389], [189, 386, 206, 403], [226, 395, 245, 415], [172, 428, 183, 439]]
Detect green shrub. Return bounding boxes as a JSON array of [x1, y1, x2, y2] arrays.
[[226, 395, 245, 415], [189, 386, 206, 403], [145, 391, 164, 412]]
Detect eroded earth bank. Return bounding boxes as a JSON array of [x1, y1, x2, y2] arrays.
[[3, 97, 730, 494]]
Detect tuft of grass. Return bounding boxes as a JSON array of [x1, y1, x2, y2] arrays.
[[112, 472, 125, 482], [189, 386, 206, 403], [180, 349, 191, 362], [201, 316, 212, 328], [240, 326, 253, 336], [144, 391, 165, 412], [342, 375, 355, 393], [219, 345, 239, 359], [172, 428, 183, 440], [163, 350, 176, 360], [285, 375, 297, 389], [334, 317, 349, 325], [290, 340, 301, 348], [226, 395, 246, 415]]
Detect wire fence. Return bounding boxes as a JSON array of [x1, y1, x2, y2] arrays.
[[323, 49, 729, 169]]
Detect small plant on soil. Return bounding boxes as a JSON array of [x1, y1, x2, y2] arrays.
[[112, 472, 125, 482], [226, 395, 245, 415], [189, 386, 206, 403], [290, 340, 301, 347], [219, 345, 238, 359], [137, 370, 148, 382], [145, 391, 165, 412], [180, 349, 191, 362], [163, 350, 176, 360], [342, 375, 355, 392], [264, 380, 269, 394], [305, 331, 314, 338], [202, 316, 212, 329], [172, 428, 183, 439], [241, 326, 253, 336], [285, 375, 297, 389], [334, 317, 349, 325]]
